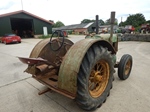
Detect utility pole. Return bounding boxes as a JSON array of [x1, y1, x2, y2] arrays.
[[121, 17, 122, 27], [121, 17, 122, 23], [21, 0, 23, 10]]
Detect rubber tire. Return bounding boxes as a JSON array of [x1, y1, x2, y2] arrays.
[[76, 44, 114, 111], [118, 54, 133, 80]]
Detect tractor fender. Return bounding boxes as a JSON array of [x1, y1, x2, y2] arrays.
[[58, 39, 116, 95]]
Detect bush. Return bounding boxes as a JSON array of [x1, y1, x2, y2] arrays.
[[68, 30, 72, 34]]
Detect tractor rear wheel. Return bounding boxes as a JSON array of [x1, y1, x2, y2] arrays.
[[76, 44, 114, 111], [118, 54, 133, 80]]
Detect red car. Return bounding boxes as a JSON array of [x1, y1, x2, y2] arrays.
[[0, 34, 21, 44]]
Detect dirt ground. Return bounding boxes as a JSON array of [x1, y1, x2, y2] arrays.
[[0, 35, 150, 112]]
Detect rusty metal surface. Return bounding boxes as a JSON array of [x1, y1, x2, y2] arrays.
[[29, 39, 49, 58], [32, 71, 75, 99], [36, 64, 48, 72], [36, 76, 75, 99], [25, 38, 73, 73], [21, 38, 75, 98], [18, 38, 115, 98], [29, 38, 73, 65], [18, 57, 47, 65], [58, 39, 113, 95]]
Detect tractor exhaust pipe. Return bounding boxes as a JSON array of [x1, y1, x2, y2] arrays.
[[109, 11, 115, 43], [96, 15, 99, 34]]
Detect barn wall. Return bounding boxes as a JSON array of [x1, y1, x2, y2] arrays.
[[33, 19, 52, 35], [0, 12, 52, 36], [0, 17, 12, 36], [87, 22, 96, 33], [74, 28, 87, 34]]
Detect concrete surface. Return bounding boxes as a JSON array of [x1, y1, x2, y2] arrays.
[[0, 35, 150, 112]]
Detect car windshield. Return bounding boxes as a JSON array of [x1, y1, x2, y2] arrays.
[[4, 34, 16, 36]]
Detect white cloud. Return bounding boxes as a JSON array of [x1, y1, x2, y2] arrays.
[[0, 0, 21, 13], [0, 1, 15, 10], [0, 0, 150, 25]]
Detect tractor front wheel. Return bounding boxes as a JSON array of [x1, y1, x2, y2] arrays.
[[118, 54, 133, 80], [76, 44, 114, 111]]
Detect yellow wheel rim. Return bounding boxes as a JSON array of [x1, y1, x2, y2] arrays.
[[125, 60, 131, 75], [89, 60, 109, 98]]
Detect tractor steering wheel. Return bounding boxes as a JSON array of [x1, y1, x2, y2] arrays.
[[49, 30, 65, 51]]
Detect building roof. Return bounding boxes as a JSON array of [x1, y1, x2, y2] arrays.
[[53, 22, 94, 31], [0, 10, 53, 25], [99, 25, 118, 29]]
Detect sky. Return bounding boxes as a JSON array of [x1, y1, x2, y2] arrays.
[[0, 0, 150, 25]]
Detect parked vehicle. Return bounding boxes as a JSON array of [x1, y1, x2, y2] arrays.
[[0, 34, 21, 44], [140, 23, 150, 33], [124, 25, 135, 33]]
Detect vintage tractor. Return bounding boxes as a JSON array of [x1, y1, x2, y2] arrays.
[[18, 13, 133, 111]]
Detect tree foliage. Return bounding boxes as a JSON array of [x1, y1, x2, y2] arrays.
[[119, 13, 146, 27], [81, 18, 119, 25], [146, 20, 150, 24], [105, 18, 118, 25], [81, 19, 95, 23], [99, 19, 105, 25], [52, 21, 65, 28], [81, 19, 105, 25], [119, 21, 126, 27]]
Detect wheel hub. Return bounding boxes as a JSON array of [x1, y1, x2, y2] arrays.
[[89, 60, 109, 98], [94, 72, 103, 82], [125, 60, 131, 75]]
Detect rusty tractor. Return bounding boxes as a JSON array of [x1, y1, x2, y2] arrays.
[[18, 12, 133, 110]]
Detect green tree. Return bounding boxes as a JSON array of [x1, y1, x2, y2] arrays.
[[99, 19, 105, 25], [119, 21, 126, 27], [81, 19, 95, 23], [81, 19, 105, 25], [119, 13, 146, 27], [53, 21, 65, 28], [105, 18, 118, 25], [126, 13, 145, 27], [146, 20, 150, 24]]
